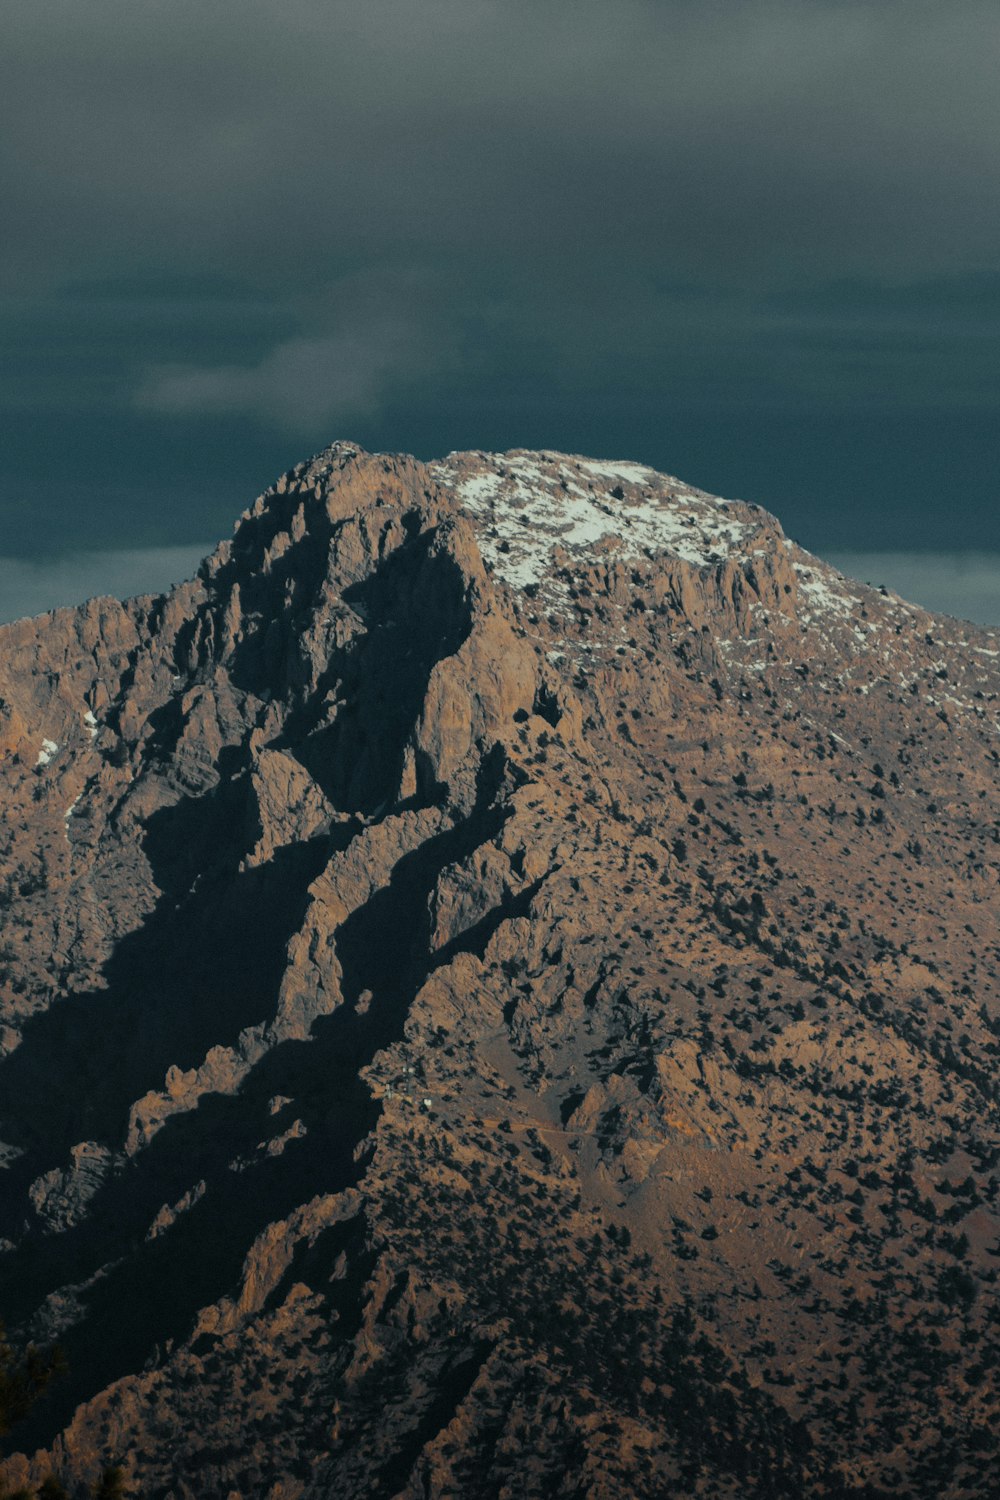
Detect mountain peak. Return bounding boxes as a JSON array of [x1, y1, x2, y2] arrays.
[[2, 445, 1000, 1497]]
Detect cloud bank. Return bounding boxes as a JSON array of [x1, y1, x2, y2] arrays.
[[1, 1, 998, 558], [0, 546, 210, 625], [830, 552, 1000, 628], [5, 1, 1000, 290]]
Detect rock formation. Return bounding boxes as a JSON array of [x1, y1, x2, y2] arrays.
[[2, 443, 1000, 1496]]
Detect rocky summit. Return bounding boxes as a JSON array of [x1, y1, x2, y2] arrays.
[[2, 444, 1000, 1498]]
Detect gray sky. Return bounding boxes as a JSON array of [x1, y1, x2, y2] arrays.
[[2, 1, 999, 615]]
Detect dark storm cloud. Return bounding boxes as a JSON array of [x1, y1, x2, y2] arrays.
[[1, 1, 999, 575], [5, 0, 1000, 289]]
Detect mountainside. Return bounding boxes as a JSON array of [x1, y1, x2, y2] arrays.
[[2, 444, 1000, 1497]]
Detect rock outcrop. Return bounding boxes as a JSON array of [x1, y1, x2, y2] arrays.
[[2, 443, 1000, 1497]]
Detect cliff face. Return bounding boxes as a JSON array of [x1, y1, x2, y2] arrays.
[[2, 444, 1000, 1497]]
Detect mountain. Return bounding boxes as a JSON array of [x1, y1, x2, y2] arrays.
[[2, 444, 1000, 1498]]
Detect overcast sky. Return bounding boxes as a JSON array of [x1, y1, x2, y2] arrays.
[[2, 1, 999, 618]]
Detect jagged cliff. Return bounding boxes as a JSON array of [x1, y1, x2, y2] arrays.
[[2, 444, 1000, 1497]]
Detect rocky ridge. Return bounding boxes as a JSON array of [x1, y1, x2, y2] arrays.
[[1, 444, 1000, 1496]]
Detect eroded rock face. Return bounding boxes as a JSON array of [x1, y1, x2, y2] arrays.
[[3, 444, 1000, 1496]]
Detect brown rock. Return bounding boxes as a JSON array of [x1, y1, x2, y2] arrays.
[[3, 444, 1000, 1497]]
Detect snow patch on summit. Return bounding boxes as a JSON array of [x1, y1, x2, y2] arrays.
[[432, 450, 757, 601], [576, 458, 658, 488]]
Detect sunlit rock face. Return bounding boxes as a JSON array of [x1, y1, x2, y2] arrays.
[[2, 443, 1000, 1498]]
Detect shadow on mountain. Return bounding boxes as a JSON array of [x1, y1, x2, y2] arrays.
[[0, 520, 472, 1194], [0, 496, 502, 1449], [5, 753, 515, 1451], [272, 533, 472, 815], [0, 810, 330, 1189], [210, 500, 473, 818]]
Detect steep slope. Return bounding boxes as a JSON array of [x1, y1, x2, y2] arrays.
[[2, 444, 1000, 1497]]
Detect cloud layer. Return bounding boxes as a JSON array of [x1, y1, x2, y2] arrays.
[[0, 546, 210, 625], [830, 552, 1000, 629], [1, 2, 998, 561], [6, 1, 1000, 289]]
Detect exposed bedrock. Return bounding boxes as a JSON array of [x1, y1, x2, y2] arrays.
[[2, 445, 1000, 1496]]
